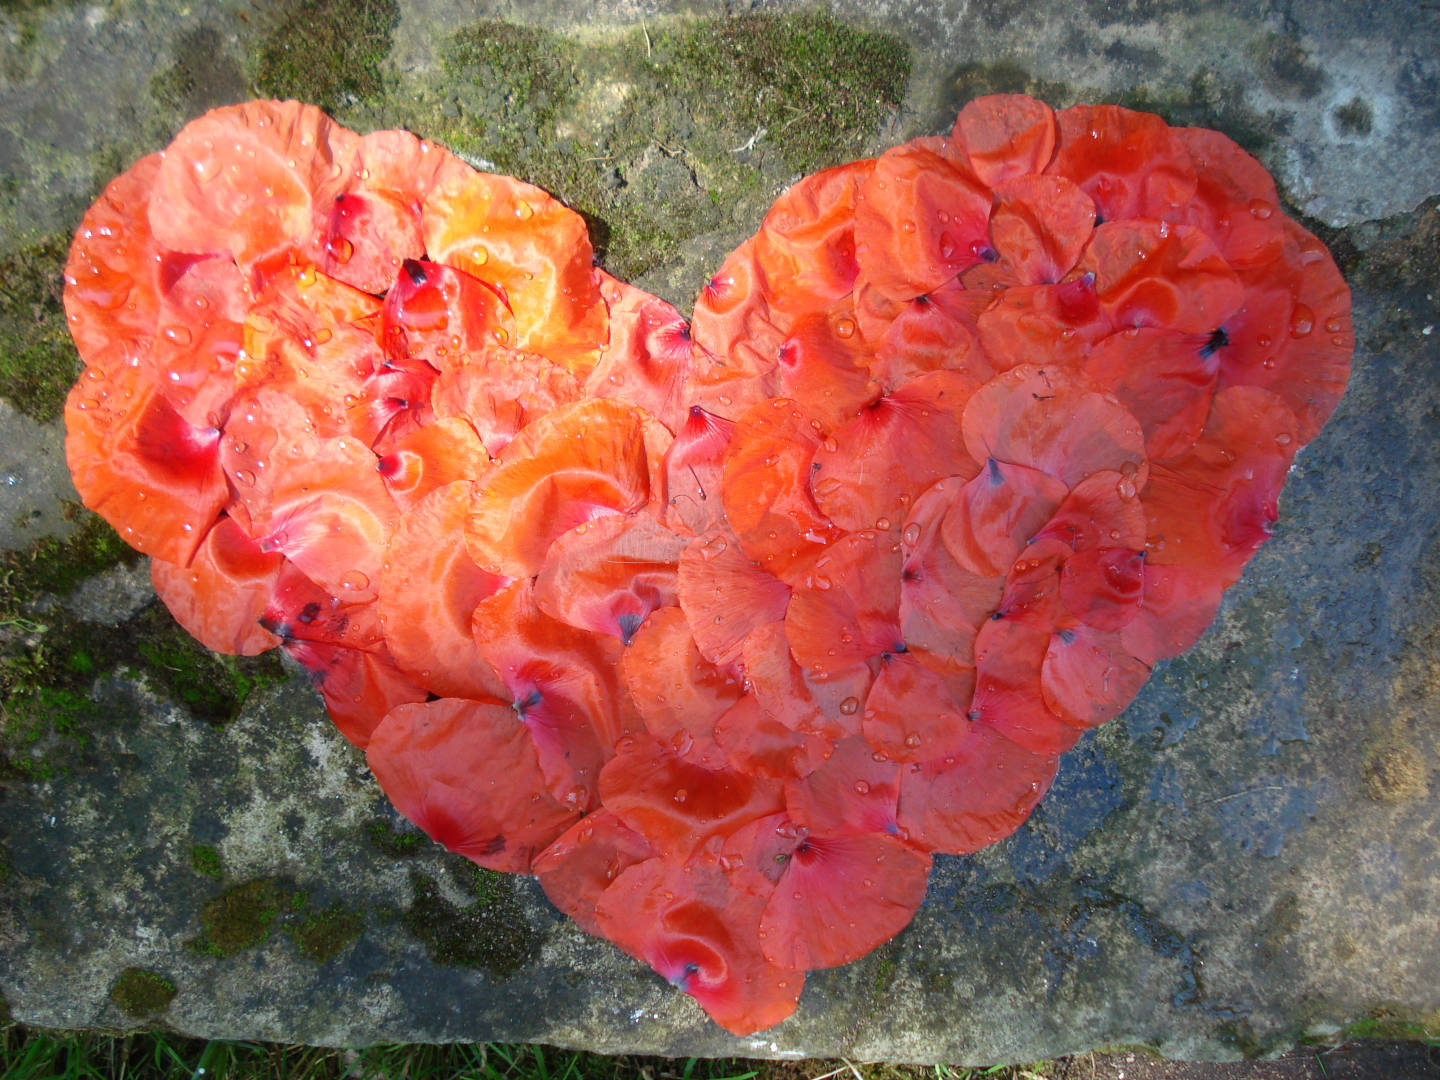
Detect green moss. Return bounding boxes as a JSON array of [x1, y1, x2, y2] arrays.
[[189, 843, 223, 881], [250, 0, 400, 115], [131, 606, 287, 725], [1334, 1005, 1440, 1042], [288, 903, 363, 963], [400, 865, 542, 976], [667, 11, 910, 174], [945, 59, 1072, 114], [407, 12, 908, 284], [0, 511, 137, 608], [187, 878, 286, 958], [0, 685, 104, 780], [0, 232, 79, 423], [108, 967, 177, 1018], [365, 817, 427, 857]]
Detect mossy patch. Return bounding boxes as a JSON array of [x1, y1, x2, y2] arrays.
[[189, 843, 223, 881], [130, 606, 287, 725], [249, 0, 400, 115], [405, 12, 909, 285], [400, 864, 542, 977], [287, 903, 363, 963], [365, 816, 427, 857], [187, 878, 286, 958], [0, 232, 78, 424], [108, 967, 176, 1018]]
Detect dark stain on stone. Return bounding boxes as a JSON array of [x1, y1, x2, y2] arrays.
[[1254, 34, 1327, 100], [150, 25, 247, 120], [400, 865, 543, 978], [945, 59, 1072, 116], [108, 967, 176, 1017], [1332, 96, 1374, 137], [1103, 40, 1165, 74], [1254, 890, 1302, 965]]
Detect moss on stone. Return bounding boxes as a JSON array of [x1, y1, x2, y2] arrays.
[[400, 865, 542, 977], [187, 878, 286, 958], [0, 232, 78, 424], [1, 510, 138, 607], [250, 0, 400, 115], [130, 606, 287, 725], [365, 817, 427, 857], [405, 12, 908, 286], [288, 903, 364, 963], [189, 843, 223, 881], [108, 967, 176, 1017]]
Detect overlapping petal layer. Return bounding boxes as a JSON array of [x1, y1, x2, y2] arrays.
[[63, 96, 1350, 1036]]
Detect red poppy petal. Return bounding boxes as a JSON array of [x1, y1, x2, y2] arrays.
[[950, 93, 1057, 185], [896, 723, 1058, 855], [533, 809, 656, 937], [620, 606, 740, 770], [1080, 220, 1244, 335], [855, 138, 993, 300], [366, 698, 579, 871], [1048, 104, 1197, 222], [595, 857, 803, 1035], [970, 616, 1079, 755], [784, 530, 903, 671], [1041, 622, 1151, 728], [811, 370, 980, 532], [677, 529, 792, 667]]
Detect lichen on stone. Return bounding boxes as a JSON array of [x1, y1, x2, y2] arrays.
[[108, 967, 176, 1018]]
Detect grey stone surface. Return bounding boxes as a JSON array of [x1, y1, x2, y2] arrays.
[[1, 0, 1438, 1065], [0, 399, 76, 551]]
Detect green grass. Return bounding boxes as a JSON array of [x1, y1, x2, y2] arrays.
[[0, 1028, 1052, 1080]]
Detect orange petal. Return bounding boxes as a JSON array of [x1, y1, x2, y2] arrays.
[[677, 529, 791, 667], [987, 174, 1095, 285], [783, 735, 901, 836], [64, 152, 164, 364], [970, 616, 1079, 755], [288, 639, 428, 748], [939, 457, 1070, 578], [148, 255, 247, 429], [151, 516, 283, 656], [422, 167, 606, 374], [962, 364, 1147, 489], [65, 348, 226, 565], [599, 737, 783, 862], [586, 270, 697, 434], [860, 277, 995, 388], [728, 813, 931, 970], [898, 477, 1003, 670], [535, 514, 685, 643], [375, 415, 493, 513], [150, 101, 356, 279], [1171, 127, 1284, 268], [621, 606, 740, 770], [855, 138, 994, 300], [950, 93, 1057, 186], [466, 399, 666, 577], [713, 696, 834, 780], [1119, 562, 1227, 665], [1031, 470, 1148, 553], [472, 578, 634, 807], [1079, 220, 1243, 335], [1041, 622, 1150, 728], [379, 258, 515, 371], [811, 370, 980, 532], [861, 652, 976, 764], [662, 406, 736, 537], [366, 697, 579, 871], [430, 349, 583, 459], [1047, 104, 1196, 222], [784, 530, 903, 672], [721, 397, 841, 585], [1059, 547, 1146, 630], [532, 809, 656, 936], [772, 308, 878, 430], [1083, 326, 1219, 459], [378, 481, 509, 701], [974, 276, 1109, 374]]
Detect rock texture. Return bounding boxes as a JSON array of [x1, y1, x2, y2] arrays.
[[1, 0, 1438, 1064]]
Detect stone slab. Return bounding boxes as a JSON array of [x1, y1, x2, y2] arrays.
[[1, 0, 1438, 1064]]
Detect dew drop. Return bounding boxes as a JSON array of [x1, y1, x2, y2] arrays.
[[902, 522, 922, 546], [340, 570, 370, 591], [1289, 303, 1314, 338], [327, 235, 354, 264], [834, 316, 856, 339], [839, 696, 860, 716], [1247, 199, 1273, 219]]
